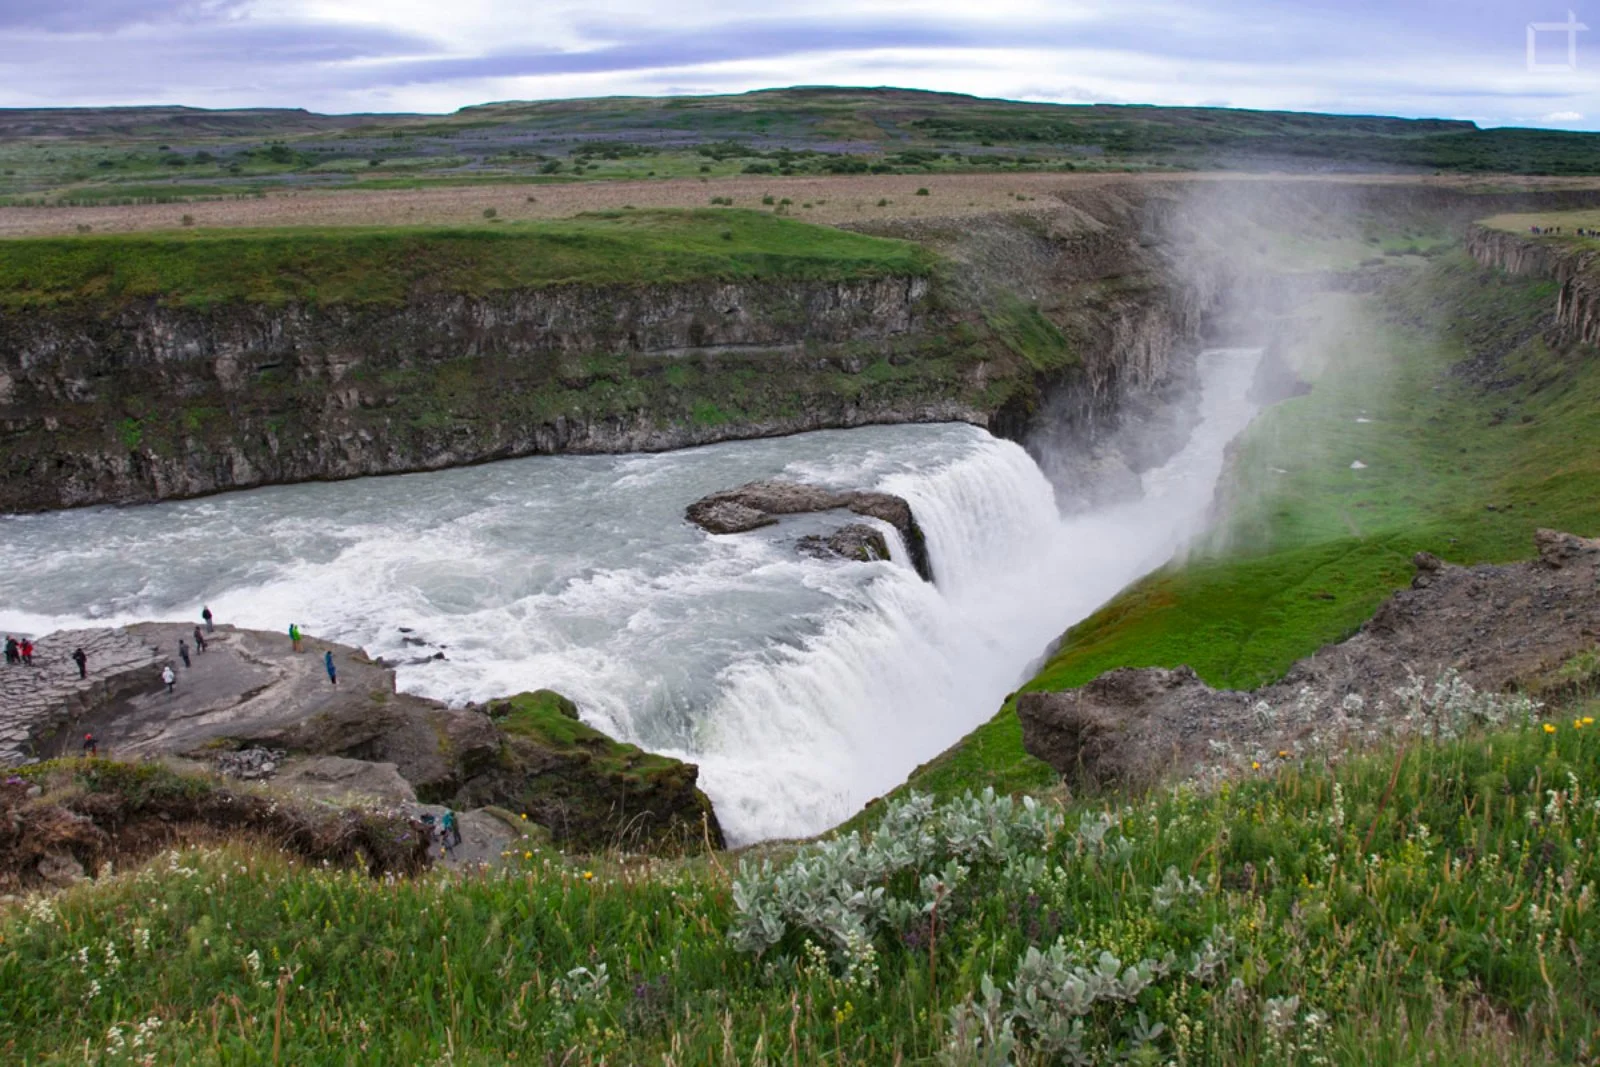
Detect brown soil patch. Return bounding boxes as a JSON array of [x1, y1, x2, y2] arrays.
[[7, 172, 1600, 238]]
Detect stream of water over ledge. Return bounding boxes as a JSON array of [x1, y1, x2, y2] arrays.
[[0, 348, 1260, 844]]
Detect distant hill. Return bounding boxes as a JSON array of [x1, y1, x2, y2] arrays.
[[3, 87, 1599, 205]]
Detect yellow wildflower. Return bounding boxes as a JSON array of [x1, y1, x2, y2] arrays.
[[1251, 761, 1261, 770], [1277, 750, 1288, 758], [1544, 723, 1557, 734], [583, 870, 595, 881], [1585, 716, 1596, 726], [523, 851, 532, 860]]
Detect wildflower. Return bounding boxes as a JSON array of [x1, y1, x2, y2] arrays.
[[520, 813, 528, 820], [1544, 723, 1557, 734], [1576, 719, 1585, 730], [1584, 716, 1595, 726], [1277, 750, 1288, 758], [1251, 761, 1261, 770], [523, 851, 532, 860], [583, 870, 595, 881]]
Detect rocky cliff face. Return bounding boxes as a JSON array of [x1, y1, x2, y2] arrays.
[[10, 181, 1598, 514], [1466, 225, 1600, 346]]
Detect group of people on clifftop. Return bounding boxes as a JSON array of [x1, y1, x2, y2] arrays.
[[1529, 225, 1600, 237], [5, 635, 89, 678]]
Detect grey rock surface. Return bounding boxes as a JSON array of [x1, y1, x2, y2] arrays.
[[1020, 530, 1600, 789]]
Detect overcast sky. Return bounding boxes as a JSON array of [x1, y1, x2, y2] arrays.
[[2, 0, 1598, 129]]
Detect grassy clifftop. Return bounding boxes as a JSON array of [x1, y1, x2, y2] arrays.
[[0, 209, 936, 309]]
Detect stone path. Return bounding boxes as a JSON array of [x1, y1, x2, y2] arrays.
[[0, 627, 163, 765]]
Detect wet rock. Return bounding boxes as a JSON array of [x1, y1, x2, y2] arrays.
[[685, 479, 933, 581], [799, 524, 891, 564], [684, 500, 775, 535]]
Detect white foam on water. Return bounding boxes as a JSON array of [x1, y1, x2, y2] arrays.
[[0, 349, 1261, 844]]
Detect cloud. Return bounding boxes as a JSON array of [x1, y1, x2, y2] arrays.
[[0, 0, 246, 33], [0, 0, 1594, 130]]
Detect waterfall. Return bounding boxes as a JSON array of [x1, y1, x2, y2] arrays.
[[0, 350, 1262, 846]]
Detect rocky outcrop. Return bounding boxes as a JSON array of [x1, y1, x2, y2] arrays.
[[464, 691, 725, 854], [686, 479, 933, 580], [1467, 224, 1600, 347], [2, 622, 722, 856], [1, 761, 431, 892], [1020, 530, 1600, 790]]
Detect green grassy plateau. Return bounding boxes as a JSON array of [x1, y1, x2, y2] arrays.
[[8, 87, 1600, 206], [0, 209, 934, 309]]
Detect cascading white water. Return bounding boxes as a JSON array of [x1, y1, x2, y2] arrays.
[[0, 348, 1260, 844]]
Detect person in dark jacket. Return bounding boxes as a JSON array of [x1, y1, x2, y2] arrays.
[[71, 647, 87, 679], [193, 626, 207, 653], [202, 606, 214, 632], [178, 639, 191, 669], [324, 649, 338, 686]]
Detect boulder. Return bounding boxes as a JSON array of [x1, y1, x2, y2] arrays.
[[685, 479, 934, 580], [799, 524, 891, 564], [273, 756, 418, 805]]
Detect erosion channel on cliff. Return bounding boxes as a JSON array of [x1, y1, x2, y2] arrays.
[[0, 347, 1261, 844]]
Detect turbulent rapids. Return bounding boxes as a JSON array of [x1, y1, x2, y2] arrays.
[[0, 349, 1260, 844]]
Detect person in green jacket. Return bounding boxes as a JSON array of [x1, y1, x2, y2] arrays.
[[289, 623, 302, 653]]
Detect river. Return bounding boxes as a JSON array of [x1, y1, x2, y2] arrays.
[[0, 348, 1261, 843]]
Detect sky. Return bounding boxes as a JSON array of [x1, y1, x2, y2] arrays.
[[2, 0, 1599, 129]]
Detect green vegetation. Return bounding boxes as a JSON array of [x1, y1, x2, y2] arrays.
[[6, 708, 1598, 1063], [0, 210, 935, 309], [6, 88, 1600, 206], [911, 249, 1600, 798]]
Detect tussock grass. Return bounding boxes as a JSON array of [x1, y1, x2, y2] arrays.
[[3, 715, 1597, 1063]]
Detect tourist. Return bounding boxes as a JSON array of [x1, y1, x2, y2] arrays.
[[202, 605, 214, 632], [324, 649, 337, 686], [442, 809, 462, 850], [161, 663, 176, 694], [193, 626, 207, 653], [19, 639, 33, 666], [3, 636, 16, 665], [179, 639, 191, 669], [71, 647, 87, 679], [82, 733, 96, 757], [289, 623, 302, 653]]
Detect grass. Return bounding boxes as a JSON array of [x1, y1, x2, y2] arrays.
[[4, 711, 1598, 1063], [0, 209, 936, 309], [907, 249, 1600, 799]]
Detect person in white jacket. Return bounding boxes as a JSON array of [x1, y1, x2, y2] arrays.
[[161, 663, 176, 694]]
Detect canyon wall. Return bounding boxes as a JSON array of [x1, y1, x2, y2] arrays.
[[7, 180, 1599, 514], [1467, 224, 1600, 346]]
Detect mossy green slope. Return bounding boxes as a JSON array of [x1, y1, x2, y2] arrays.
[[0, 209, 935, 309], [907, 249, 1600, 799]]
